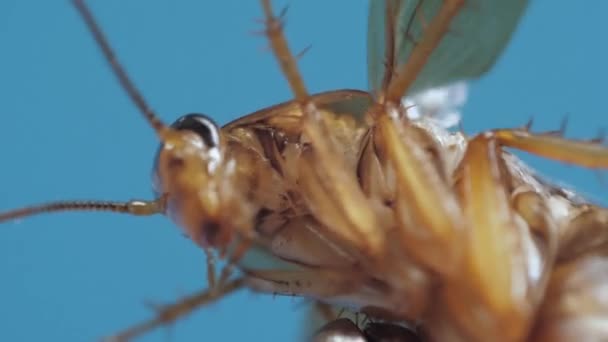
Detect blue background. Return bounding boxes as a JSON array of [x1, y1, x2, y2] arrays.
[[0, 1, 606, 341]]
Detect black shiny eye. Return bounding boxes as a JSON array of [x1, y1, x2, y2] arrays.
[[171, 113, 220, 147]]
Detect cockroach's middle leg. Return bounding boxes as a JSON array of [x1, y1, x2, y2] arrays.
[[373, 111, 466, 277]]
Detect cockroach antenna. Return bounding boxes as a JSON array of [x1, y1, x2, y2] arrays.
[[0, 0, 172, 223], [0, 199, 164, 223], [71, 0, 167, 136]]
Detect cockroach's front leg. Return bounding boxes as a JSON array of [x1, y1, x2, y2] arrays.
[[105, 278, 245, 342], [237, 213, 422, 321], [242, 267, 365, 301], [259, 0, 385, 262]]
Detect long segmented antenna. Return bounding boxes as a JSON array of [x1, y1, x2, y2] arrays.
[[0, 0, 170, 223], [72, 0, 167, 136], [0, 198, 165, 223]]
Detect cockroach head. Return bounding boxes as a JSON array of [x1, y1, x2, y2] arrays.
[[152, 113, 230, 247]]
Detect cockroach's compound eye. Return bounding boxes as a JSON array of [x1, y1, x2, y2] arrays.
[[170, 113, 221, 148]]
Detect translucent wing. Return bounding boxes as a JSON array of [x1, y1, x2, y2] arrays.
[[368, 0, 529, 125]]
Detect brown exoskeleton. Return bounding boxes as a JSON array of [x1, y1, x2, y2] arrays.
[[1, 1, 608, 341]]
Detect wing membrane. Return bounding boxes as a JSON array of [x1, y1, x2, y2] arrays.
[[368, 0, 529, 96]]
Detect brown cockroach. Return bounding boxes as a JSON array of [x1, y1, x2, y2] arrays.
[[1, 0, 608, 341]]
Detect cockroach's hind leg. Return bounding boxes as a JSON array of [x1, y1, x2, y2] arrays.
[[445, 134, 539, 341], [104, 278, 245, 342], [491, 128, 608, 169]]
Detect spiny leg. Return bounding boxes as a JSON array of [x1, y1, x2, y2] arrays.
[[105, 278, 245, 342], [259, 0, 384, 260], [110, 236, 275, 341], [492, 128, 608, 169]]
